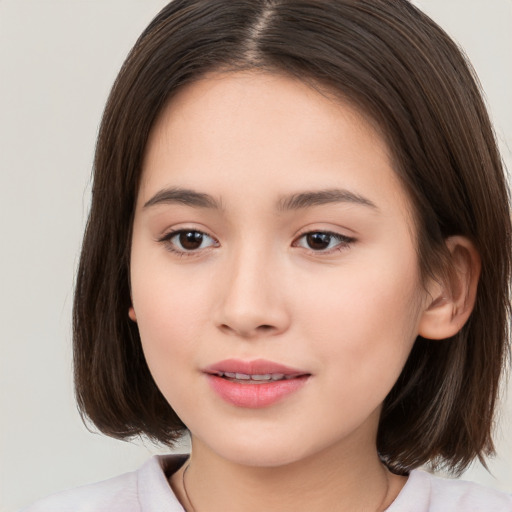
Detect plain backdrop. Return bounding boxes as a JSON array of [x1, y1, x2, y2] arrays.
[[1, 1, 511, 510]]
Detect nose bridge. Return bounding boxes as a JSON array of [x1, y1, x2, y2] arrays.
[[216, 238, 289, 337]]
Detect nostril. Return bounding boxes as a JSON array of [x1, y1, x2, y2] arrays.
[[218, 323, 276, 337], [219, 324, 234, 333]]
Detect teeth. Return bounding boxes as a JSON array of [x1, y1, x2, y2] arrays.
[[218, 372, 289, 381], [252, 374, 272, 381]]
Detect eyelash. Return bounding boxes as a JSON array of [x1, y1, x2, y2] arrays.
[[292, 230, 355, 253], [158, 229, 219, 257], [158, 229, 355, 257]]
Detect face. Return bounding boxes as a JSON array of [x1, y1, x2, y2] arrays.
[[130, 71, 430, 468]]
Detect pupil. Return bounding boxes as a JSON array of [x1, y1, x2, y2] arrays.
[[307, 232, 331, 250], [180, 231, 203, 250]]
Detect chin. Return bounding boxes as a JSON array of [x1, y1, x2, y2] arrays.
[[219, 445, 306, 468], [191, 425, 334, 469]]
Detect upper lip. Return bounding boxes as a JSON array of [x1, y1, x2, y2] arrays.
[[203, 358, 310, 378]]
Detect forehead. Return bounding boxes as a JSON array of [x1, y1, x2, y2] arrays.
[[139, 70, 413, 223], [146, 70, 387, 165]]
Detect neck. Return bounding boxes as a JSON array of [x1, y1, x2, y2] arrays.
[[170, 436, 405, 512]]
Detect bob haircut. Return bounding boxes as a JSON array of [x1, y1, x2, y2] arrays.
[[74, 0, 511, 475]]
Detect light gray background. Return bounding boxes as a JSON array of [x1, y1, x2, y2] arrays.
[[1, 1, 511, 510]]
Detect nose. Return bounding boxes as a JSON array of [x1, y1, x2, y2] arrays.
[[214, 246, 291, 339]]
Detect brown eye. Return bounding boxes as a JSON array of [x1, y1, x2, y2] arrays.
[[306, 232, 332, 250], [179, 231, 205, 250], [294, 231, 355, 252], [161, 229, 218, 254]]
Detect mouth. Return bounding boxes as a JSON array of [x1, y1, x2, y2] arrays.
[[204, 358, 310, 382], [207, 371, 306, 383], [203, 359, 311, 408]]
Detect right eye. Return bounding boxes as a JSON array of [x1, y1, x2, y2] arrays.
[[293, 231, 355, 253], [159, 229, 218, 254]]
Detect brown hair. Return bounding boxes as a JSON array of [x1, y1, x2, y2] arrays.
[[73, 0, 511, 475]]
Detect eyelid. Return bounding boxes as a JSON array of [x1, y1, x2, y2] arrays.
[[157, 227, 220, 256], [155, 225, 355, 257], [292, 229, 356, 253]]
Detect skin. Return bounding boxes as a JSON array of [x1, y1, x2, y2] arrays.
[[129, 71, 476, 511]]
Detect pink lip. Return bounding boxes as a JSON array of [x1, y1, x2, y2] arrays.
[[204, 358, 307, 376], [204, 359, 310, 408]]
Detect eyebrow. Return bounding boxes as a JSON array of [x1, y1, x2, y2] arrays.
[[143, 186, 378, 212], [144, 187, 222, 209], [277, 189, 378, 211]]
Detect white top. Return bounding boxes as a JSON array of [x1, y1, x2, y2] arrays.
[[20, 454, 512, 511]]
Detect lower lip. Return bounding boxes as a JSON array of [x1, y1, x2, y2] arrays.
[[206, 375, 309, 408]]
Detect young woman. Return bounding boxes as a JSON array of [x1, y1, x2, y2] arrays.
[[23, 1, 512, 510]]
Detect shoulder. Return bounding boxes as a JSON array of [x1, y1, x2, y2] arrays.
[[19, 470, 139, 512], [427, 472, 512, 512], [19, 454, 188, 512], [389, 469, 512, 512]]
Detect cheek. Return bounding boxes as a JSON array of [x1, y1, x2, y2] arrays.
[[296, 247, 423, 386], [131, 273, 215, 420], [130, 260, 213, 372]]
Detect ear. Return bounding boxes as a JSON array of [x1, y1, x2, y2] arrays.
[[418, 236, 481, 340], [128, 306, 137, 322]]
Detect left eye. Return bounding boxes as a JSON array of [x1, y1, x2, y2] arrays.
[[294, 231, 353, 251], [163, 230, 217, 252]]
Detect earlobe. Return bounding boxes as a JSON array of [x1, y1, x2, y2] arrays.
[[129, 306, 137, 322], [418, 236, 481, 340]]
